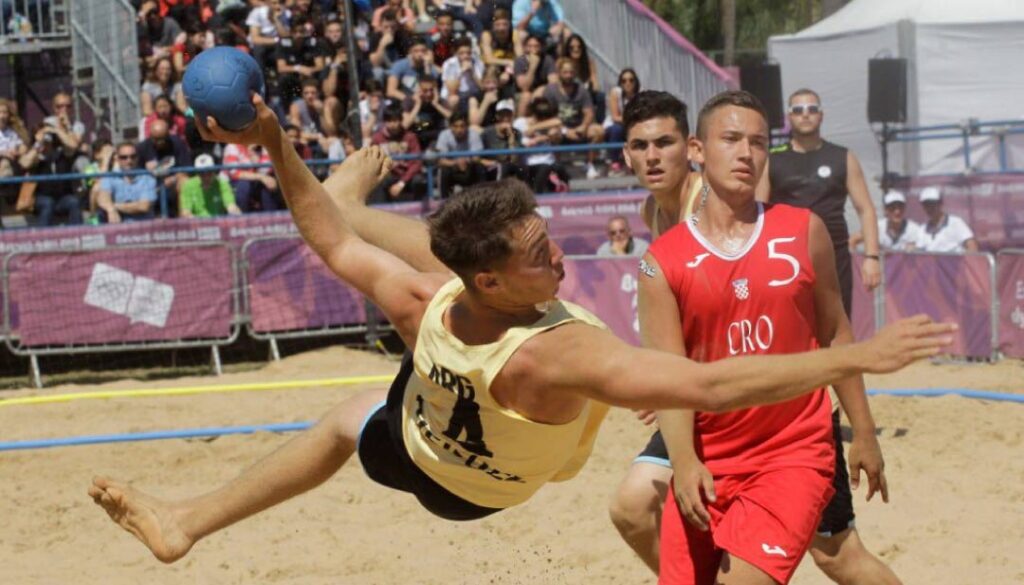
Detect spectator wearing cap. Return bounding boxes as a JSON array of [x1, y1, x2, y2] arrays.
[[95, 142, 159, 223], [597, 215, 649, 257], [480, 98, 524, 180], [916, 187, 979, 253], [851, 190, 923, 252], [179, 154, 241, 218], [402, 74, 452, 149], [386, 36, 439, 102], [370, 103, 426, 202], [436, 111, 486, 198], [441, 36, 485, 110]]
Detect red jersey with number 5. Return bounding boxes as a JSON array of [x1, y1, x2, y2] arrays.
[[648, 203, 833, 475]]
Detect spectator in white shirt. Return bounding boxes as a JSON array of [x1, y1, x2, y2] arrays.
[[441, 36, 484, 110], [852, 190, 923, 252], [916, 186, 979, 253]]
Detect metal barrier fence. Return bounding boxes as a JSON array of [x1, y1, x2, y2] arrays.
[[996, 249, 1024, 359], [0, 0, 67, 46]]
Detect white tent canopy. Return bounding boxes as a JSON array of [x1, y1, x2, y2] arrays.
[[768, 0, 1024, 200]]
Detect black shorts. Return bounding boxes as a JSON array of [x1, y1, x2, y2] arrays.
[[356, 353, 503, 521], [633, 411, 855, 536], [834, 245, 853, 320]]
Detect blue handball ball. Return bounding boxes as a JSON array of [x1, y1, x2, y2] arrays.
[[183, 47, 265, 131]]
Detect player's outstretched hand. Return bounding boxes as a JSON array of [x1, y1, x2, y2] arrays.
[[195, 94, 279, 148], [858, 314, 956, 374]]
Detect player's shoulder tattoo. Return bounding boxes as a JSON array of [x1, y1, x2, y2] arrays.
[[639, 258, 657, 278]]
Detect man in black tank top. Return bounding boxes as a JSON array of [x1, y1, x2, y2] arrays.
[[761, 88, 882, 318], [759, 89, 902, 585]]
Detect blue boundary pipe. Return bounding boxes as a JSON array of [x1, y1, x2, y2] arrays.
[[1, 389, 1021, 452]]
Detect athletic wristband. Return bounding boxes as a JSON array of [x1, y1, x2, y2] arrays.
[[864, 254, 880, 260]]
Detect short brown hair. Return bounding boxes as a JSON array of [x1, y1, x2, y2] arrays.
[[788, 88, 821, 106], [427, 179, 538, 283], [695, 90, 768, 140]]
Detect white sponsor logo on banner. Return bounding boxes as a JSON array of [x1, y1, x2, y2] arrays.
[[83, 263, 175, 328]]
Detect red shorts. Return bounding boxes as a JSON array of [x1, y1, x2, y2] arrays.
[[658, 467, 834, 585]]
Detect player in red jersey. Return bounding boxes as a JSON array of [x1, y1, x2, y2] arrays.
[[641, 91, 872, 584]]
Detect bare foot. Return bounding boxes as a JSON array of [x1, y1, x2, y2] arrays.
[[88, 476, 195, 563], [324, 145, 393, 206]]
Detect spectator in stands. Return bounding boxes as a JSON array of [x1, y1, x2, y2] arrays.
[[480, 98, 523, 180], [289, 0, 323, 30], [142, 95, 188, 140], [543, 57, 604, 179], [284, 124, 314, 161], [84, 140, 115, 218], [851, 190, 922, 253], [138, 0, 183, 67], [246, 0, 290, 70], [429, 10, 469, 67], [172, 21, 214, 75], [916, 186, 979, 253], [372, 0, 416, 32], [287, 78, 327, 151], [604, 67, 638, 175], [94, 142, 159, 223], [481, 7, 522, 72], [512, 0, 565, 46], [441, 36, 484, 110], [369, 9, 412, 81], [402, 74, 451, 149], [222, 142, 279, 212], [0, 101, 27, 179], [359, 78, 387, 142], [43, 92, 84, 150], [141, 57, 188, 117], [386, 35, 439, 101], [596, 215, 649, 257], [514, 95, 569, 193], [513, 33, 555, 110], [275, 13, 325, 104], [432, 0, 484, 36], [370, 103, 426, 202], [179, 153, 242, 218], [468, 67, 503, 130], [18, 124, 82, 226], [321, 18, 372, 126], [562, 34, 598, 94], [137, 118, 191, 206], [436, 111, 486, 197]]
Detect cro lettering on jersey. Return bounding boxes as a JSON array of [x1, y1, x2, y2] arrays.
[[727, 315, 775, 356]]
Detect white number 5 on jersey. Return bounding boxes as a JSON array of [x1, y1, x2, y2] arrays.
[[767, 237, 800, 287]]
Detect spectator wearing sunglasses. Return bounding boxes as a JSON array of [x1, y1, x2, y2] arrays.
[[94, 143, 159, 223], [596, 215, 648, 257], [758, 88, 881, 317]]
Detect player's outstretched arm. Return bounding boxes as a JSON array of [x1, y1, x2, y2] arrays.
[[195, 97, 442, 346], [522, 316, 954, 413]]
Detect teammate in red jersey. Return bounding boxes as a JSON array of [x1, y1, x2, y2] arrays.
[[641, 91, 871, 584]]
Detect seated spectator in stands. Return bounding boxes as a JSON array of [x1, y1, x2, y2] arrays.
[[179, 154, 242, 218], [321, 18, 373, 130], [480, 99, 524, 180], [137, 118, 191, 205], [172, 21, 214, 75], [288, 79, 327, 150], [441, 36, 484, 110], [543, 57, 604, 179], [359, 78, 388, 142], [43, 92, 84, 150], [138, 0, 183, 68], [475, 0, 512, 28], [468, 67, 504, 130], [513, 95, 569, 193], [386, 36, 439, 102], [84, 140, 115, 217], [0, 101, 27, 178], [283, 124, 315, 162], [916, 186, 979, 253], [141, 57, 188, 117], [429, 10, 459, 66], [597, 215, 649, 257], [290, 0, 323, 30], [481, 8, 522, 72], [562, 34, 603, 118], [851, 190, 923, 253], [432, 0, 484, 36], [604, 67, 638, 175], [246, 0, 290, 69], [512, 0, 565, 46], [94, 143, 159, 223], [18, 124, 82, 226], [222, 142, 279, 212], [275, 14, 325, 104], [324, 127, 357, 173], [370, 103, 426, 202], [513, 33, 555, 109], [373, 0, 416, 32], [142, 95, 188, 140], [369, 9, 412, 82], [436, 111, 486, 198], [402, 74, 451, 149]]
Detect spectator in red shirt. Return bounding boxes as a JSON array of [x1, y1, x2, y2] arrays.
[[222, 142, 280, 212], [142, 95, 188, 140], [370, 103, 426, 202]]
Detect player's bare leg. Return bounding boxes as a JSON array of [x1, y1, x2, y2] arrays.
[[810, 528, 903, 585], [608, 462, 671, 573], [717, 553, 776, 585], [89, 389, 386, 563]]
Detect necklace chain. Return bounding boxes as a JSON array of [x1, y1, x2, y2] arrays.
[[689, 183, 710, 227]]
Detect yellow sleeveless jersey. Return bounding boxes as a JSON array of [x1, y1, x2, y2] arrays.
[[650, 174, 703, 239], [402, 278, 611, 509]]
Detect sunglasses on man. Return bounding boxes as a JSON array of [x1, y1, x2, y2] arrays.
[[789, 104, 821, 115]]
